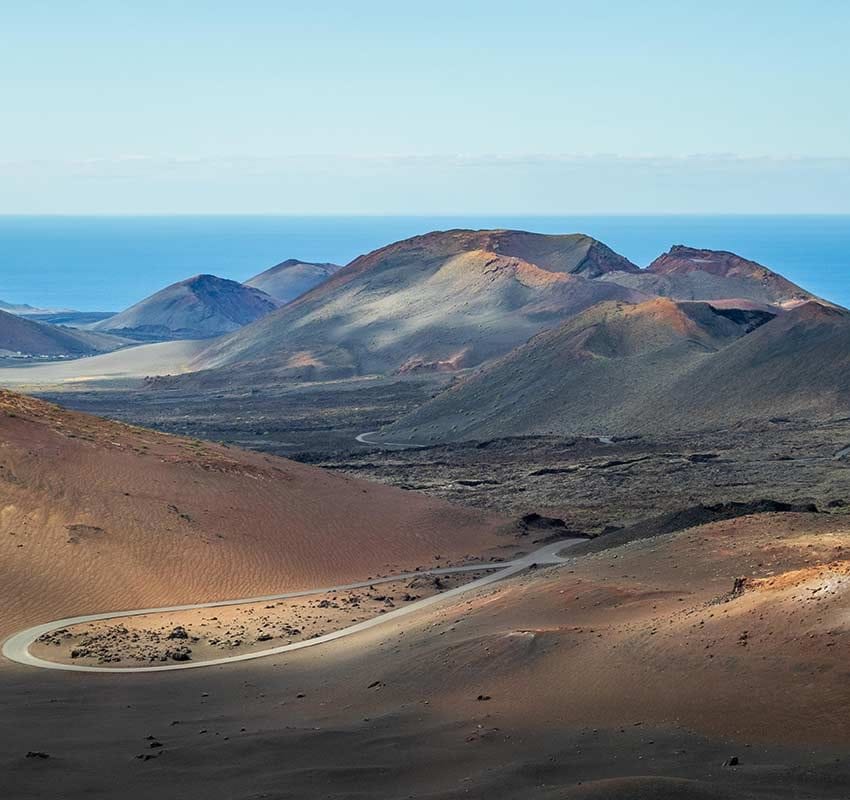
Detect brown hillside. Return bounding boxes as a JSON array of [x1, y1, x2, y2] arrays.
[[0, 391, 505, 638]]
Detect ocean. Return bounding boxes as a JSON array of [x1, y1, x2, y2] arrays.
[[0, 215, 848, 311]]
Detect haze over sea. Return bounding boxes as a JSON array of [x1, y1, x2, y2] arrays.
[[1, 215, 848, 312]]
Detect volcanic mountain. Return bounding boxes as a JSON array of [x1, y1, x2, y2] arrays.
[[186, 230, 646, 382], [93, 274, 280, 341], [4, 232, 826, 393], [0, 307, 128, 359], [601, 245, 818, 307], [643, 300, 850, 428], [0, 390, 503, 637], [245, 259, 341, 304], [381, 298, 850, 442]]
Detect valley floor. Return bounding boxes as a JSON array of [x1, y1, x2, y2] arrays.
[[5, 377, 850, 797], [35, 376, 850, 532], [6, 513, 850, 799]]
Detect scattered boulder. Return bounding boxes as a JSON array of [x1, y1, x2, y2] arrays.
[[518, 512, 569, 532], [515, 512, 588, 542], [167, 647, 192, 662]]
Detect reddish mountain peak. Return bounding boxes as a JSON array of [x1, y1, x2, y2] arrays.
[[648, 246, 777, 280], [644, 245, 818, 307], [469, 229, 640, 276], [281, 229, 639, 313], [344, 229, 638, 277]]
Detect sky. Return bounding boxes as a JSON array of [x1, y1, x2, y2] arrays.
[[2, 1, 850, 213]]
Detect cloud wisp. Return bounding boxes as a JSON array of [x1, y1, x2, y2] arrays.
[[3, 153, 849, 214]]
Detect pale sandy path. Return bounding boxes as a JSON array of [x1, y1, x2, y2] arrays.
[[2, 540, 579, 674]]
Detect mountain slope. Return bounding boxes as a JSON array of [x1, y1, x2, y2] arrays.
[[0, 307, 128, 358], [0, 391, 504, 637], [381, 298, 779, 442], [384, 299, 850, 442], [601, 245, 818, 307], [646, 301, 850, 429], [93, 274, 280, 341], [187, 230, 646, 381], [245, 259, 340, 304]]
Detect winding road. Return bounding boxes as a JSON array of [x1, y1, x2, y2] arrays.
[[354, 430, 424, 449], [2, 539, 580, 675]]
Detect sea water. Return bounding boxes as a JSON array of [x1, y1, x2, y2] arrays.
[[0, 215, 847, 311]]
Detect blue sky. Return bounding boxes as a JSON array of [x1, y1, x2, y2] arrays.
[[3, 1, 850, 213]]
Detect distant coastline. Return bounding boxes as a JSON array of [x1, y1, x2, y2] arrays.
[[1, 214, 848, 311]]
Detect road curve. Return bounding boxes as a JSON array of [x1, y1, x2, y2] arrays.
[[355, 430, 424, 449], [2, 540, 580, 675]]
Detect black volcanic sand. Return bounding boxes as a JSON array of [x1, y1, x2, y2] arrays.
[[35, 375, 444, 454]]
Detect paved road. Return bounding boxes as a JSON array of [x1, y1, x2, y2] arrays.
[[355, 430, 424, 449], [1, 540, 580, 675]]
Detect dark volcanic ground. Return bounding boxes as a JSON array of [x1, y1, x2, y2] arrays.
[[313, 423, 850, 532], [37, 375, 446, 453], [36, 377, 850, 535]]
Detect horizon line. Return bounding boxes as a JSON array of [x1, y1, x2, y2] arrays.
[[3, 212, 850, 218]]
